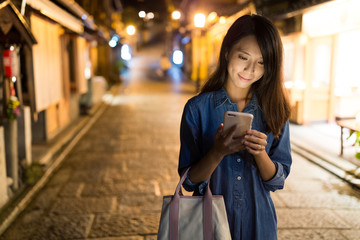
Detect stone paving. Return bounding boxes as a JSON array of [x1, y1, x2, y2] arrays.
[[1, 43, 360, 240]]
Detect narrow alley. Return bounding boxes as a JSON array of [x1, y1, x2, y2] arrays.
[[1, 42, 360, 240]]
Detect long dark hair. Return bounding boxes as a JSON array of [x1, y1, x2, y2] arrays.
[[201, 14, 290, 137]]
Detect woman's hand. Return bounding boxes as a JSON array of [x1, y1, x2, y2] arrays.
[[244, 129, 267, 156], [212, 123, 246, 158], [244, 129, 276, 181]]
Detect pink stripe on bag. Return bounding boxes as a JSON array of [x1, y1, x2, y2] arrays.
[[203, 184, 213, 240], [169, 168, 213, 240]]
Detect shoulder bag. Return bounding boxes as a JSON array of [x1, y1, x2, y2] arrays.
[[157, 168, 231, 240]]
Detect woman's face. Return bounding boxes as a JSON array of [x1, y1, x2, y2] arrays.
[[225, 35, 264, 91]]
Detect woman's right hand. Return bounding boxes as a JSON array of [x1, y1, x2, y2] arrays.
[[187, 123, 246, 183], [213, 123, 246, 158]]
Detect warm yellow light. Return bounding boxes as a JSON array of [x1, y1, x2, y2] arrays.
[[207, 12, 217, 22], [219, 16, 226, 24], [194, 13, 206, 28], [172, 10, 181, 20], [126, 25, 136, 35], [299, 34, 308, 45]]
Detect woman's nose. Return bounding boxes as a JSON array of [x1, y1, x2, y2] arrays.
[[244, 62, 256, 73]]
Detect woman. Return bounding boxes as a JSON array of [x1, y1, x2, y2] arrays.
[[178, 14, 292, 239]]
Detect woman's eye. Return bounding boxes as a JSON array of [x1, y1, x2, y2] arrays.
[[258, 61, 264, 65], [239, 55, 247, 60]]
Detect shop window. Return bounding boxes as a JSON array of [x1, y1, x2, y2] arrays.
[[310, 37, 332, 88], [335, 30, 360, 96], [283, 42, 294, 84]]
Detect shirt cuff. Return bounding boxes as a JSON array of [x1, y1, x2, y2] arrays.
[[263, 162, 286, 191], [183, 175, 209, 195]]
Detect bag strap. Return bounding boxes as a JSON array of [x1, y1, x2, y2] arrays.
[[169, 168, 213, 240], [203, 184, 213, 240]]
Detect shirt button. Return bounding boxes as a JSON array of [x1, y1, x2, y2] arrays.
[[237, 176, 242, 181], [237, 159, 241, 163]]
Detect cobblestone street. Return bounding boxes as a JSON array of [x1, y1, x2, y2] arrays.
[[1, 42, 360, 240]]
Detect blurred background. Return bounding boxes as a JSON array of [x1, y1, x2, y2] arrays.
[[1, 0, 360, 236]]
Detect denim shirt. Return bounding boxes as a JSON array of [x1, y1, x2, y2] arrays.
[[178, 87, 292, 240]]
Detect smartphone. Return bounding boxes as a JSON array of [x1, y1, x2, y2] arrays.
[[223, 111, 253, 137]]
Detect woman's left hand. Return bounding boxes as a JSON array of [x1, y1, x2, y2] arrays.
[[244, 129, 267, 156]]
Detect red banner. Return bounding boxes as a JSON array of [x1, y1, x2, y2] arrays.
[[3, 49, 15, 78]]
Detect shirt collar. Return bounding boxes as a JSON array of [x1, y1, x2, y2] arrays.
[[214, 87, 260, 113], [214, 87, 230, 108]]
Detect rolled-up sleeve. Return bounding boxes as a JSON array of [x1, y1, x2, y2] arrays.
[[183, 175, 209, 195], [263, 121, 292, 192], [178, 101, 206, 193]]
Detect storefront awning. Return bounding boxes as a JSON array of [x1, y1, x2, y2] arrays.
[[26, 0, 83, 33], [52, 0, 98, 31], [0, 0, 37, 46]]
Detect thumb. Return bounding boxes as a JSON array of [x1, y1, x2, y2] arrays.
[[215, 123, 224, 138]]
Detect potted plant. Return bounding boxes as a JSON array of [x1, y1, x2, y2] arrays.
[[6, 95, 21, 120]]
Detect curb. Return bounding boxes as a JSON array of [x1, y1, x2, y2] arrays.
[[291, 139, 360, 189]]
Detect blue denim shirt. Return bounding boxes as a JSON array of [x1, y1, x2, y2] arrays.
[[178, 87, 292, 240]]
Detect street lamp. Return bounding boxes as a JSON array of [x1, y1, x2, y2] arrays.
[[194, 13, 206, 28], [194, 13, 205, 92], [138, 11, 146, 18], [126, 25, 136, 55], [207, 12, 217, 23], [172, 10, 181, 20], [126, 25, 136, 36], [165, 10, 182, 69], [219, 16, 226, 24], [146, 12, 154, 20]]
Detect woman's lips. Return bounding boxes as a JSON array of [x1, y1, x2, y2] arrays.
[[239, 75, 250, 82]]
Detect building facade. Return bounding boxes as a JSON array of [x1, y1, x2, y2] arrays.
[[0, 0, 122, 209], [179, 0, 360, 124], [275, 0, 360, 124]]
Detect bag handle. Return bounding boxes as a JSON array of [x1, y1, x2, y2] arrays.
[[169, 168, 213, 240]]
